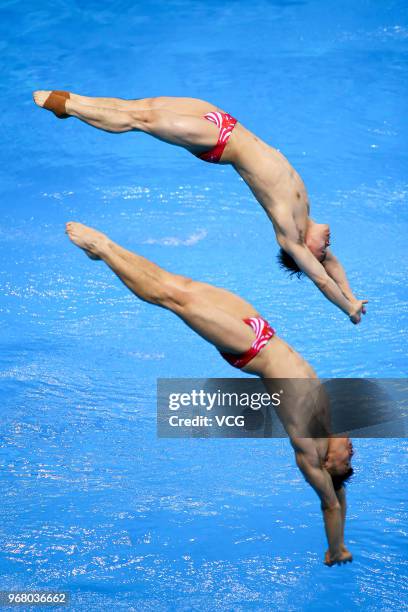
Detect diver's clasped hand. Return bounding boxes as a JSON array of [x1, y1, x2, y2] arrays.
[[349, 299, 368, 325], [324, 546, 353, 567]]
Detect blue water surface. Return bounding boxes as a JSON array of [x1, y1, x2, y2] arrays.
[[1, 0, 407, 610]]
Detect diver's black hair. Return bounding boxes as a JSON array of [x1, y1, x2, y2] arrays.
[[331, 467, 354, 491], [277, 248, 305, 278]]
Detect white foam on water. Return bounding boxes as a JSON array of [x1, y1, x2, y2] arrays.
[[143, 229, 207, 246]]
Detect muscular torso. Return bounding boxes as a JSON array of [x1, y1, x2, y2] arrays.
[[224, 122, 310, 242], [242, 330, 328, 465], [262, 374, 330, 468]]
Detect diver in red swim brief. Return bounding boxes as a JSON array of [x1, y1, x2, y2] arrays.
[[66, 220, 355, 568], [35, 91, 367, 325]]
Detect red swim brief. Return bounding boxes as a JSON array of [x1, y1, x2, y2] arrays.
[[220, 316, 275, 369], [195, 111, 238, 163]]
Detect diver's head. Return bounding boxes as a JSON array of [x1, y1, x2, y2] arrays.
[[305, 221, 331, 262], [324, 437, 354, 490], [277, 221, 331, 276]]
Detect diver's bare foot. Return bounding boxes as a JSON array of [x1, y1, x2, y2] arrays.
[[33, 90, 52, 108], [65, 222, 110, 260], [33, 90, 70, 118]]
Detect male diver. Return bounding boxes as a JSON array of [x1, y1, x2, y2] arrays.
[[65, 221, 354, 566], [34, 91, 368, 324]]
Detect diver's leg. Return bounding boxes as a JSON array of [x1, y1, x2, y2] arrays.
[[34, 91, 220, 150], [110, 242, 259, 320], [65, 222, 256, 354], [146, 96, 222, 116], [64, 101, 220, 150], [68, 94, 221, 116], [68, 93, 150, 110]]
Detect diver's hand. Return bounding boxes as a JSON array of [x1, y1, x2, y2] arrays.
[[349, 300, 368, 324], [324, 548, 353, 566]]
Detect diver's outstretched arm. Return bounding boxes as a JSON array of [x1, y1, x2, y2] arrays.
[[280, 238, 367, 324], [322, 249, 365, 314], [295, 449, 353, 566]]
